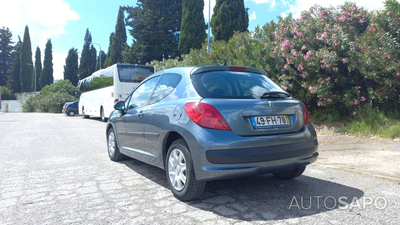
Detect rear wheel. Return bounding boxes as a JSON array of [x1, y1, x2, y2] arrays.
[[101, 107, 107, 122], [272, 166, 306, 179], [68, 111, 75, 116], [107, 127, 125, 161], [166, 139, 205, 201]]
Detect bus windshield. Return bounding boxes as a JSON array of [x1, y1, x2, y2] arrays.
[[118, 65, 155, 83]]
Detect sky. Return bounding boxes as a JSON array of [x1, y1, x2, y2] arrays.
[[1, 0, 386, 81]]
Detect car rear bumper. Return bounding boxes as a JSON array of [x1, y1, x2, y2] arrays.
[[205, 140, 318, 164], [184, 123, 319, 181], [199, 151, 318, 181]]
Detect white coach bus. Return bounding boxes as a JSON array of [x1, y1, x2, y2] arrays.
[[77, 64, 155, 121]]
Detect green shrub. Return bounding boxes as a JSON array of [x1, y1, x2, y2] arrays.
[[21, 80, 77, 113], [0, 86, 17, 100]]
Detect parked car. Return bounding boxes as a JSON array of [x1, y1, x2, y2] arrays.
[[63, 101, 79, 116], [106, 65, 319, 201]]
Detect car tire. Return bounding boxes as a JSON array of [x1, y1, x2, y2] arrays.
[[272, 166, 306, 179], [107, 127, 125, 161], [82, 107, 89, 118], [166, 139, 205, 201], [101, 107, 107, 122], [68, 111, 75, 116]]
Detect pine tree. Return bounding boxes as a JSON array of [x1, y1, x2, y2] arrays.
[[40, 39, 53, 88], [0, 27, 14, 86], [20, 26, 33, 92], [124, 0, 182, 64], [179, 0, 206, 54], [106, 6, 127, 66], [6, 36, 22, 93], [211, 0, 248, 41], [79, 29, 97, 79], [63, 48, 79, 86], [34, 47, 42, 91]]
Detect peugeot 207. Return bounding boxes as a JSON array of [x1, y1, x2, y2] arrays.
[[106, 65, 318, 201]]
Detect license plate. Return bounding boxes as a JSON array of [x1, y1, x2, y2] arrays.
[[251, 115, 290, 128]]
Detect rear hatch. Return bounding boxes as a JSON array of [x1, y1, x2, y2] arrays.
[[190, 66, 307, 136], [200, 98, 305, 136]]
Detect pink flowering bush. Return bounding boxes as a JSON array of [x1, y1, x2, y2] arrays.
[[149, 0, 400, 115], [356, 0, 400, 106]]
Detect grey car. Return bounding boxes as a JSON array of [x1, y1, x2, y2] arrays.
[[106, 65, 318, 201]]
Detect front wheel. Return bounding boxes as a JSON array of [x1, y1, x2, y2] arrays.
[[107, 127, 125, 161], [272, 166, 306, 179], [166, 139, 205, 201]]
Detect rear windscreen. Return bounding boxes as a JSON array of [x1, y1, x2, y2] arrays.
[[118, 65, 155, 83], [191, 71, 284, 99]]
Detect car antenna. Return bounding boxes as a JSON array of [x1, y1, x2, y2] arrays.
[[222, 56, 229, 66]]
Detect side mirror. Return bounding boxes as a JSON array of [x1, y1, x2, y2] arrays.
[[114, 101, 125, 111]]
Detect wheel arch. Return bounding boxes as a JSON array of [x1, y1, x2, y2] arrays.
[[162, 131, 185, 169]]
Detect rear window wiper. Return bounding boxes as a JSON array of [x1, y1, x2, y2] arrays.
[[260, 91, 291, 99]]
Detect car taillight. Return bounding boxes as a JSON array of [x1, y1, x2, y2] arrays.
[[184, 102, 231, 131], [66, 106, 69, 110], [304, 105, 310, 125], [114, 99, 119, 103]]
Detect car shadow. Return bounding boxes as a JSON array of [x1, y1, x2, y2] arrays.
[[121, 159, 364, 221]]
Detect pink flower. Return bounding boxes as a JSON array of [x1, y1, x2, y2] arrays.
[[353, 111, 357, 116], [327, 99, 332, 102], [281, 85, 287, 90], [388, 56, 391, 59], [354, 100, 358, 105], [389, 84, 392, 87], [361, 96, 366, 102], [397, 73, 400, 76], [309, 86, 313, 91], [304, 55, 309, 61], [342, 58, 347, 63], [301, 46, 306, 50], [370, 27, 376, 33]]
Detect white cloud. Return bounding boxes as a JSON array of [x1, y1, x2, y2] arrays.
[[246, 0, 273, 4], [53, 53, 68, 81], [0, 0, 79, 82], [249, 11, 257, 21], [280, 0, 385, 19], [1, 0, 79, 48], [203, 0, 216, 21]]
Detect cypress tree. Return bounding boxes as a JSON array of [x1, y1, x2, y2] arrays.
[[0, 27, 14, 86], [179, 0, 206, 54], [211, 0, 249, 41], [6, 36, 22, 93], [103, 32, 114, 68], [64, 48, 79, 86], [107, 7, 127, 66], [40, 39, 53, 88], [34, 47, 42, 91], [20, 26, 33, 92], [79, 29, 96, 79]]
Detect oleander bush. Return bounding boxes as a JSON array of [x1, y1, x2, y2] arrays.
[[149, 0, 400, 117]]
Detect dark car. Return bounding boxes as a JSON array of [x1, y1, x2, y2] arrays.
[[106, 66, 318, 201], [63, 101, 79, 116]]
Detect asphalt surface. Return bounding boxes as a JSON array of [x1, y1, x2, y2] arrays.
[[0, 113, 399, 224]]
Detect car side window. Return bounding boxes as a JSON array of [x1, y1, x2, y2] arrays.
[[149, 73, 182, 104], [127, 76, 160, 110]]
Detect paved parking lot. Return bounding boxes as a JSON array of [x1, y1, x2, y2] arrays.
[[0, 113, 399, 224]]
